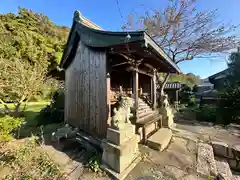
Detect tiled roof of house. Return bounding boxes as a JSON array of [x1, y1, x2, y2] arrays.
[[157, 82, 182, 90], [164, 82, 182, 89], [208, 69, 229, 80]]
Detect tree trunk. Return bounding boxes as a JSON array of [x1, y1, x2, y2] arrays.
[[159, 73, 170, 95], [14, 103, 22, 116], [0, 98, 10, 115], [13, 95, 26, 117], [156, 73, 170, 108]]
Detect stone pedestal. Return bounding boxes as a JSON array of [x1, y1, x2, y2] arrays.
[[101, 124, 141, 180], [160, 107, 175, 128]]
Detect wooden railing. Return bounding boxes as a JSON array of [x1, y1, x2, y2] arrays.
[[110, 86, 144, 104], [140, 93, 153, 108]]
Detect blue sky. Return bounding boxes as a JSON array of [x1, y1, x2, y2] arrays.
[[0, 0, 239, 78]]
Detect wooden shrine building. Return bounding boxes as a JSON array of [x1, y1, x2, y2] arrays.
[[60, 11, 180, 141]]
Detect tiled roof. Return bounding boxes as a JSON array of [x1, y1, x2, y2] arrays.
[[60, 10, 181, 73], [76, 11, 103, 30], [157, 82, 182, 90], [208, 68, 229, 80]]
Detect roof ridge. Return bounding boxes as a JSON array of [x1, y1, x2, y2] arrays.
[[74, 10, 103, 31]]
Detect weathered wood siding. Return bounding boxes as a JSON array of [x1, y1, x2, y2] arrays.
[[65, 40, 108, 138]]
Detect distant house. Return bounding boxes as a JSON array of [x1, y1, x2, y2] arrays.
[[208, 69, 230, 90], [194, 78, 213, 102], [194, 69, 230, 104], [196, 78, 213, 93]]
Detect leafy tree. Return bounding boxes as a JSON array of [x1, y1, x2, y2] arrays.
[[37, 88, 64, 126], [227, 50, 240, 85], [179, 84, 192, 104], [0, 8, 68, 115], [0, 58, 59, 116], [124, 0, 238, 95], [0, 8, 69, 74], [218, 50, 240, 124], [159, 72, 200, 87]]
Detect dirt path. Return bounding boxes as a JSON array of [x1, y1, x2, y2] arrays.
[[174, 120, 240, 146], [125, 121, 240, 180], [125, 136, 204, 180]]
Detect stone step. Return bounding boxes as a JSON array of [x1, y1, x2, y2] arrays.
[[138, 111, 158, 123], [138, 106, 152, 112], [137, 112, 160, 125], [138, 111, 154, 119], [138, 103, 150, 107], [138, 108, 153, 114], [147, 128, 172, 151], [196, 143, 217, 177], [215, 159, 232, 180]]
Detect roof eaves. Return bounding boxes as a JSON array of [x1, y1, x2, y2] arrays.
[[59, 21, 77, 68], [143, 32, 181, 73], [208, 68, 229, 80], [74, 10, 103, 30]]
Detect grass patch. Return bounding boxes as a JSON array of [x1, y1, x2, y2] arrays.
[[0, 101, 62, 141]]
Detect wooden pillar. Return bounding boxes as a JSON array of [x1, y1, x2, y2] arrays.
[[133, 68, 139, 114], [176, 90, 179, 102], [106, 73, 111, 126], [152, 69, 157, 110], [150, 77, 153, 103]]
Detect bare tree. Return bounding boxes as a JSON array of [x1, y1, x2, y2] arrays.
[[0, 58, 58, 116], [124, 0, 239, 95]]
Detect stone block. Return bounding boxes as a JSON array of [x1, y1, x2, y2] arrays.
[[102, 135, 139, 173], [106, 124, 135, 145], [102, 134, 139, 158], [101, 155, 142, 180], [215, 160, 232, 180], [228, 159, 240, 170], [233, 144, 240, 154], [196, 143, 217, 176], [211, 141, 231, 158], [102, 124, 141, 178], [147, 128, 172, 151], [65, 160, 83, 180]]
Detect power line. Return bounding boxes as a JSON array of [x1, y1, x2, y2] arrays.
[[115, 0, 125, 23], [114, 0, 131, 41]]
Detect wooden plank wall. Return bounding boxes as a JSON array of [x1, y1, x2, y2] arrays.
[[65, 40, 108, 138]]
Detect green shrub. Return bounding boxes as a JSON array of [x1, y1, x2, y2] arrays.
[[188, 97, 196, 107], [88, 154, 101, 172], [218, 86, 240, 125], [195, 104, 217, 123], [0, 116, 24, 142], [36, 89, 64, 126]]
